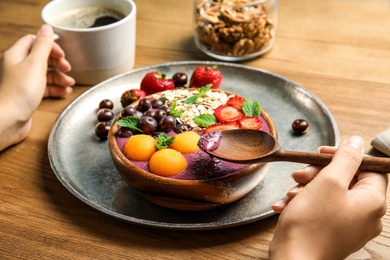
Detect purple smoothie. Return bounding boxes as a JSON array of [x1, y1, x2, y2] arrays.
[[198, 130, 222, 152], [116, 115, 270, 180]]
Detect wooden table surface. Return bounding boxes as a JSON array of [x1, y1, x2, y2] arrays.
[[1, 0, 389, 259]]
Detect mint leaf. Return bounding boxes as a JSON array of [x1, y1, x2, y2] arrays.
[[154, 133, 175, 150], [185, 84, 212, 104], [116, 116, 143, 133], [198, 84, 212, 95], [185, 95, 199, 104], [242, 99, 261, 116], [193, 114, 217, 127], [169, 101, 184, 117]]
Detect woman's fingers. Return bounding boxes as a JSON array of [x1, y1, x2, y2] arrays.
[[48, 42, 71, 73], [44, 85, 73, 98], [49, 56, 72, 73], [44, 70, 74, 97], [49, 41, 66, 59], [317, 136, 365, 188], [291, 146, 338, 184], [273, 136, 367, 214], [286, 185, 303, 199], [318, 145, 337, 154], [272, 185, 304, 213], [292, 165, 322, 184], [47, 69, 75, 86], [272, 196, 289, 213]]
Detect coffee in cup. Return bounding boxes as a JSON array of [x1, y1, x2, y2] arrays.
[[42, 0, 136, 85], [52, 6, 126, 28]]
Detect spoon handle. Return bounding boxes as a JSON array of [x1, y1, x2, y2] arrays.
[[279, 150, 390, 173]]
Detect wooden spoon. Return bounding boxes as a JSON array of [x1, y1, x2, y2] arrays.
[[199, 129, 390, 173]]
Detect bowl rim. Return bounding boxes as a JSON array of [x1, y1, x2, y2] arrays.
[[108, 88, 278, 183]]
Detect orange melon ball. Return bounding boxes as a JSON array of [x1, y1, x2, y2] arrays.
[[149, 148, 187, 177], [170, 131, 200, 153], [123, 134, 157, 161]]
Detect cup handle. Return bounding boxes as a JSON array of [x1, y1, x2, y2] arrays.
[[53, 33, 60, 41]]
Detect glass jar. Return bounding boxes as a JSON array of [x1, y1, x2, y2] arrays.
[[194, 0, 278, 61]]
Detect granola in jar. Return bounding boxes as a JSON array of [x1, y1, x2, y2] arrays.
[[194, 0, 277, 61]]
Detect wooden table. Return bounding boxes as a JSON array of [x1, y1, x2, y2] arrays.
[[1, 0, 389, 259]]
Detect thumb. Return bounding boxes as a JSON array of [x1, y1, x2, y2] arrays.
[[318, 136, 365, 188], [28, 24, 54, 66]]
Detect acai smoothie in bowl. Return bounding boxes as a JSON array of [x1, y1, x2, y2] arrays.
[[107, 66, 277, 211]]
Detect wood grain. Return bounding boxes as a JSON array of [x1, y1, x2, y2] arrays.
[[0, 0, 389, 259]]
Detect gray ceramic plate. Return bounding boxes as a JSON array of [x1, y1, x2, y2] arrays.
[[48, 61, 339, 230]]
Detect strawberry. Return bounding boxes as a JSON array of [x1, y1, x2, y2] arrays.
[[189, 66, 223, 89], [140, 71, 175, 95], [226, 96, 245, 109], [204, 121, 239, 134], [214, 104, 244, 123], [238, 116, 263, 130], [120, 89, 146, 108]]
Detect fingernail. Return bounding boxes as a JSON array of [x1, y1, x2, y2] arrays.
[[65, 87, 73, 95], [345, 135, 364, 152], [38, 24, 53, 36], [272, 198, 286, 207], [289, 186, 300, 193], [317, 145, 333, 153]]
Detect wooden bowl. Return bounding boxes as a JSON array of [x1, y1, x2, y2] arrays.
[[108, 89, 277, 211]]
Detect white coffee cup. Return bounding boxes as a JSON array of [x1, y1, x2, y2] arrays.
[[42, 0, 136, 85]]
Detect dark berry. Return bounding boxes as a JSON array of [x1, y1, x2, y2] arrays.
[[292, 119, 309, 134], [99, 99, 114, 109], [143, 110, 156, 118], [174, 123, 192, 133], [172, 72, 188, 87], [159, 97, 167, 104], [158, 116, 176, 132], [134, 110, 143, 119], [121, 106, 137, 118], [160, 105, 171, 115], [153, 109, 167, 122], [95, 122, 111, 139], [116, 127, 133, 138], [139, 116, 158, 134], [137, 98, 152, 112], [152, 131, 165, 138], [97, 108, 114, 122], [151, 98, 165, 108]]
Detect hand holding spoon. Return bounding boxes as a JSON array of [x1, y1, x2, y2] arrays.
[[198, 129, 390, 173]]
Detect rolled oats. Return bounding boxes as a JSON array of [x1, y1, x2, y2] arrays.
[[194, 0, 277, 59], [154, 89, 232, 131]]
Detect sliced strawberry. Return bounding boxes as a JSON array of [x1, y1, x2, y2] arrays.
[[120, 89, 146, 108], [226, 96, 245, 109], [214, 104, 244, 123], [238, 116, 263, 130], [204, 121, 239, 134]]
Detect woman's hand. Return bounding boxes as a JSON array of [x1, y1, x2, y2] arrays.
[[269, 136, 388, 259], [0, 24, 75, 151]]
